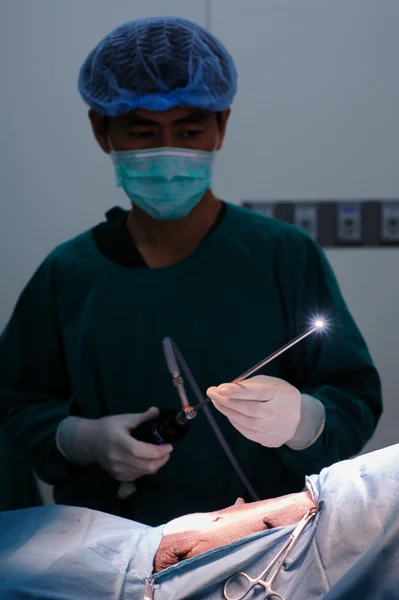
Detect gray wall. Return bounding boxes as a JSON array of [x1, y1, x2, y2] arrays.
[[210, 0, 399, 454], [1, 1, 398, 503]]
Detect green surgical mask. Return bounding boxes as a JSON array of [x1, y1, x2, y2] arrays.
[[110, 147, 215, 220]]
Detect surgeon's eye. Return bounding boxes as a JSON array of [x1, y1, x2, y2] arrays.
[[128, 130, 156, 139], [180, 129, 204, 139]]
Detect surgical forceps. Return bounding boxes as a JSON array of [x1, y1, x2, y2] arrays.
[[223, 506, 317, 600]]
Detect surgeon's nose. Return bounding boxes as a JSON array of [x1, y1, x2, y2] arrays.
[[158, 127, 175, 148]]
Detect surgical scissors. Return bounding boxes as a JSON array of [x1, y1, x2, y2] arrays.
[[223, 506, 317, 600]]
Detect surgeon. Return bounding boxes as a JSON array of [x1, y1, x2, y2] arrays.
[[0, 16, 381, 525]]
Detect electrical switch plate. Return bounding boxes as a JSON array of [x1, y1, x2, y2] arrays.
[[294, 204, 318, 240], [256, 205, 274, 218], [337, 203, 362, 244], [381, 201, 399, 243], [242, 201, 274, 218]]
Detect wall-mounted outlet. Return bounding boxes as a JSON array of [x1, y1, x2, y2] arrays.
[[242, 200, 399, 247], [337, 204, 362, 244], [294, 204, 318, 239], [242, 201, 274, 219], [381, 202, 399, 243]]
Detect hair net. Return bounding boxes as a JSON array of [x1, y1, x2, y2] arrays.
[[78, 16, 237, 116]]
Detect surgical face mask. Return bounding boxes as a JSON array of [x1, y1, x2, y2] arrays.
[[109, 146, 215, 220]]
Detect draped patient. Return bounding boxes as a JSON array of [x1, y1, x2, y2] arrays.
[[1, 444, 399, 600]]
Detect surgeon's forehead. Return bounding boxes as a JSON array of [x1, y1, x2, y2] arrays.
[[113, 107, 214, 126]]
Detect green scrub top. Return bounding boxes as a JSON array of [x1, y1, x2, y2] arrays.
[[0, 203, 381, 525], [0, 427, 42, 511]]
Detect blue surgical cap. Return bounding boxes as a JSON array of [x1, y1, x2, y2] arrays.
[[78, 16, 237, 116]]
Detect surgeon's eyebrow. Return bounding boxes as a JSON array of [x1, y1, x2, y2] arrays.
[[128, 115, 160, 126], [128, 110, 212, 127]]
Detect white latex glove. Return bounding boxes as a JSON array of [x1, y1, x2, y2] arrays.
[[207, 375, 302, 448], [56, 407, 173, 481]]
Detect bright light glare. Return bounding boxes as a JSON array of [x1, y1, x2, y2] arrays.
[[315, 319, 325, 329]]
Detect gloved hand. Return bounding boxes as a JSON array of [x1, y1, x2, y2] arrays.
[[56, 407, 173, 481], [207, 375, 302, 448]]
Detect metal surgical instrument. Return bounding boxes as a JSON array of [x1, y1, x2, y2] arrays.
[[118, 321, 325, 501], [191, 320, 325, 414], [132, 320, 326, 438], [223, 506, 317, 600]]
